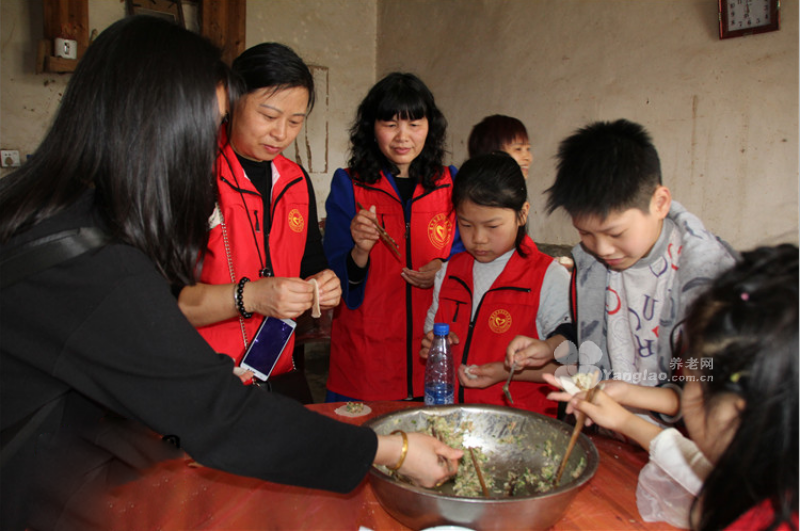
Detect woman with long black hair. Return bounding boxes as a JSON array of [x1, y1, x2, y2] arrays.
[[0, 17, 459, 530]]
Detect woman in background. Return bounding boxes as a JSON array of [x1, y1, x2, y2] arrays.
[[324, 72, 460, 402]]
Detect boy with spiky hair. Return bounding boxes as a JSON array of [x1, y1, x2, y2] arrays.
[[510, 119, 736, 389]]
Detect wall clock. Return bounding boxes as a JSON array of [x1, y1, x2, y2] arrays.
[[719, 0, 780, 39]]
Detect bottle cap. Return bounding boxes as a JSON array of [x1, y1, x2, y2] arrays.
[[433, 323, 449, 336]]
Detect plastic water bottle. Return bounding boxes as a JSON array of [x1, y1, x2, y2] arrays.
[[424, 323, 454, 405]]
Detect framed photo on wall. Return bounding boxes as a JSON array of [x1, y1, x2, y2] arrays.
[[126, 0, 185, 28]]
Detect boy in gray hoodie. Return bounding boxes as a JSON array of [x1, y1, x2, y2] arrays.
[[508, 119, 736, 391]]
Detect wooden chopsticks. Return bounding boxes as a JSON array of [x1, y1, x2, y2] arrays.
[[356, 202, 402, 261], [555, 373, 600, 485], [469, 447, 491, 498]]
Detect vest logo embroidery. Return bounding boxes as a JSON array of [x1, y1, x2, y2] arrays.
[[288, 209, 304, 233], [427, 214, 452, 250], [488, 309, 512, 334]]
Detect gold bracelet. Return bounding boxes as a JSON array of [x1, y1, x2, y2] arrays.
[[386, 430, 408, 471]]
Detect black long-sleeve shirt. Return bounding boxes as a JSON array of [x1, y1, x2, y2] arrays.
[[237, 154, 328, 279], [0, 191, 374, 530]]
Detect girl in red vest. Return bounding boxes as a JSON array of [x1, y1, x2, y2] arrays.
[[324, 73, 461, 401], [421, 153, 573, 416], [177, 43, 341, 401]]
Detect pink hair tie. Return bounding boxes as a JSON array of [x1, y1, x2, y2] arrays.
[[740, 292, 750, 301]]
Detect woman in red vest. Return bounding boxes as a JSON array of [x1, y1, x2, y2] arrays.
[[421, 153, 573, 416], [178, 43, 341, 401], [324, 73, 461, 402]]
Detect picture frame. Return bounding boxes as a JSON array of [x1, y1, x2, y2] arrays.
[[126, 0, 185, 28]]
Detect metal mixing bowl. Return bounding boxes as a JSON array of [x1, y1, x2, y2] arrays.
[[365, 405, 599, 530]]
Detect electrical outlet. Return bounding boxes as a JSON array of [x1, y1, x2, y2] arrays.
[[1, 150, 21, 168]]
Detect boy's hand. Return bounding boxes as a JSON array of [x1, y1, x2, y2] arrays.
[[419, 330, 459, 359], [457, 362, 505, 388], [506, 335, 556, 369]]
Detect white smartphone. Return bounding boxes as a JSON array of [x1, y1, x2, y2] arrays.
[[239, 317, 297, 382]]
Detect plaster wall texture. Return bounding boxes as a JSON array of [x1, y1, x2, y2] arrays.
[[243, 0, 376, 217], [377, 0, 799, 250], [1, 0, 126, 173], [0, 0, 375, 220], [1, 0, 797, 251]]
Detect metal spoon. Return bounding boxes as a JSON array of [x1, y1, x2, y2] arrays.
[[503, 363, 517, 404]]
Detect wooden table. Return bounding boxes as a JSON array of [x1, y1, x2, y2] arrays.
[[101, 402, 679, 530]]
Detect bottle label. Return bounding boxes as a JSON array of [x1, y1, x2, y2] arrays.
[[424, 382, 454, 406]]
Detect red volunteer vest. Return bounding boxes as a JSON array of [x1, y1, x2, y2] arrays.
[[434, 236, 557, 416], [197, 134, 308, 373], [327, 169, 456, 400]]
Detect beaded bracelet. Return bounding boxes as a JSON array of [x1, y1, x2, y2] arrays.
[[235, 277, 253, 319], [386, 430, 408, 471]]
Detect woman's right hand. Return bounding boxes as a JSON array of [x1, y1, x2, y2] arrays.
[[375, 432, 463, 488], [245, 276, 315, 319], [350, 204, 380, 267]]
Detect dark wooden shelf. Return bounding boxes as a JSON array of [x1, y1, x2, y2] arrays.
[[38, 0, 87, 74], [45, 54, 78, 73], [36, 39, 81, 74]]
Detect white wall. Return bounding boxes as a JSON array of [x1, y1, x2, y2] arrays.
[[0, 0, 376, 219], [241, 0, 376, 218], [377, 0, 799, 250], [0, 0, 124, 167], [2, 0, 797, 250]]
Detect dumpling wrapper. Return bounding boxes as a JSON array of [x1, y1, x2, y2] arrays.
[[309, 278, 321, 318], [556, 375, 583, 396], [556, 371, 599, 396], [334, 403, 372, 418]]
